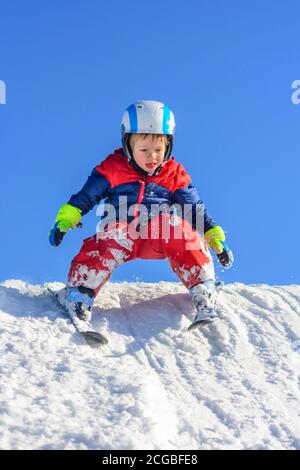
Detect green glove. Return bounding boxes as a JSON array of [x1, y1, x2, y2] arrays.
[[204, 226, 226, 254], [49, 204, 82, 247], [54, 204, 82, 232], [204, 225, 234, 268]]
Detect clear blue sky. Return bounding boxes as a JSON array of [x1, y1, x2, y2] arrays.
[[0, 0, 299, 286]]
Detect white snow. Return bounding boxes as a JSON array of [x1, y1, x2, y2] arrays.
[[0, 279, 300, 450]]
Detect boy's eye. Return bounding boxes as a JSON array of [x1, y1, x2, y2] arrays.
[[138, 148, 163, 152]]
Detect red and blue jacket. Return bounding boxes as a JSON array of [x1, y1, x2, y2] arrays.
[[68, 148, 216, 234]]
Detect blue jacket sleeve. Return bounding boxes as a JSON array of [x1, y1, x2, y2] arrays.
[[172, 183, 216, 234], [68, 168, 111, 216]]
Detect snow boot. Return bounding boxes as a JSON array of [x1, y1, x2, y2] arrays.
[[65, 286, 95, 322], [188, 279, 218, 329]]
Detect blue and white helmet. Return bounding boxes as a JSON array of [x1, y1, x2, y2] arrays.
[[121, 100, 175, 164]]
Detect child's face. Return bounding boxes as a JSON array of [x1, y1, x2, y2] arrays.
[[132, 135, 166, 173]]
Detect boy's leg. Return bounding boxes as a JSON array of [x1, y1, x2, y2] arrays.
[[153, 214, 218, 323], [67, 222, 139, 297], [140, 214, 215, 289]]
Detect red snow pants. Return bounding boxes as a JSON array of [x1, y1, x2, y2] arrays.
[[68, 214, 215, 296]]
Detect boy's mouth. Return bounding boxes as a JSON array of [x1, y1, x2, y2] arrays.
[[145, 163, 157, 169]]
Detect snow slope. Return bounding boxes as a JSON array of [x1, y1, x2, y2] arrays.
[[0, 279, 300, 450]]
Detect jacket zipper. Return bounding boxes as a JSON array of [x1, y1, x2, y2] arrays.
[[133, 179, 146, 221]]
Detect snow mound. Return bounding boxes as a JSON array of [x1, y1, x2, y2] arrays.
[[0, 279, 300, 450]]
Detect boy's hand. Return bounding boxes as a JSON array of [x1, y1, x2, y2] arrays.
[[204, 226, 234, 268], [216, 246, 234, 268], [49, 222, 66, 247], [48, 204, 82, 247]]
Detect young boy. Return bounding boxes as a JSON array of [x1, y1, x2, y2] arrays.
[[49, 100, 233, 329]]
